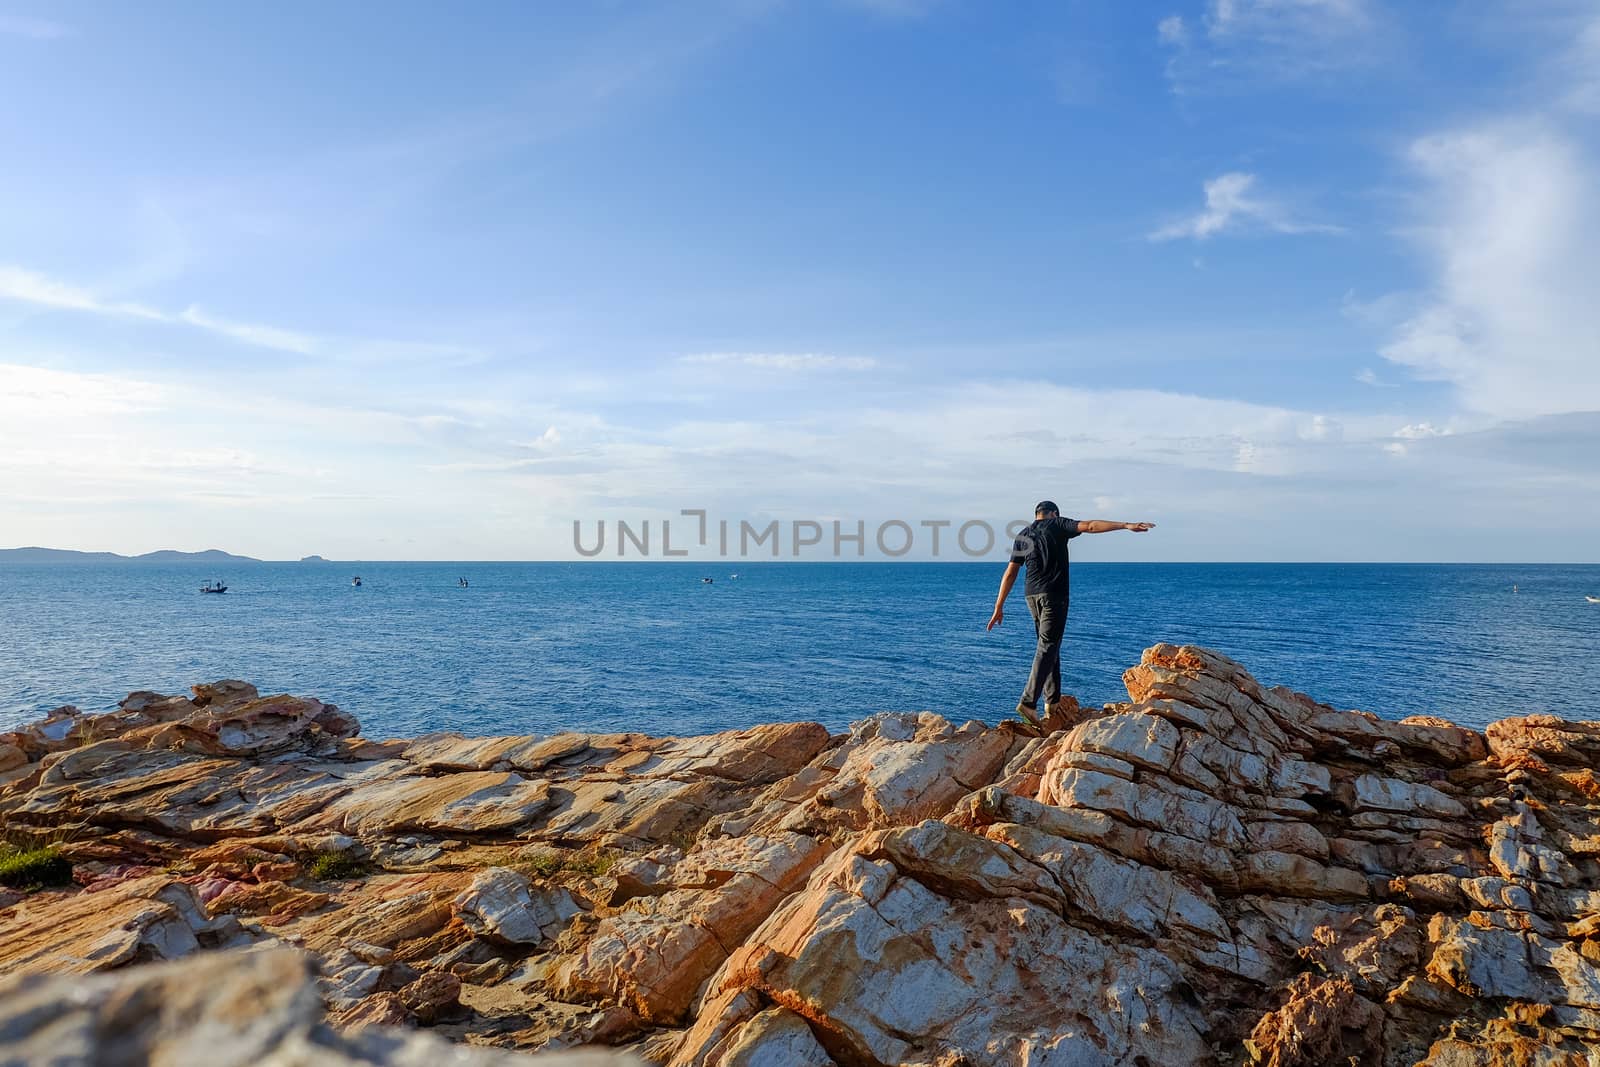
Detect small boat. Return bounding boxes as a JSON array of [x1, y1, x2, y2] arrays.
[[458, 577, 469, 588], [199, 580, 227, 594], [352, 576, 362, 587], [701, 577, 714, 584], [729, 573, 740, 580], [1587, 596, 1600, 604]]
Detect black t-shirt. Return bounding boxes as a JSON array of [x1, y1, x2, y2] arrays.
[[1011, 516, 1081, 599]]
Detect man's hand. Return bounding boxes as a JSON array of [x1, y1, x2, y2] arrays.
[[989, 561, 1020, 631], [1125, 522, 1154, 532]]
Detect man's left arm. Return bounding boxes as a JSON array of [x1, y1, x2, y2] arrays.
[[1075, 520, 1155, 534]]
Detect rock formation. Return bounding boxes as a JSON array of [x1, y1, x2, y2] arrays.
[[0, 945, 631, 1065], [2, 645, 1599, 1065]]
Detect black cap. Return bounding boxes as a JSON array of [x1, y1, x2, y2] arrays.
[[1034, 500, 1059, 515]]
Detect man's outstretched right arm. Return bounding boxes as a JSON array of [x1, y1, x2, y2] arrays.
[[987, 561, 1021, 631], [1076, 520, 1155, 534]]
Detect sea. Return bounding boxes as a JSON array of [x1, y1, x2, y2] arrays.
[[1, 562, 1596, 738]]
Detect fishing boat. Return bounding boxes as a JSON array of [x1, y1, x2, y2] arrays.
[[199, 580, 227, 594], [352, 576, 362, 587], [701, 577, 714, 584], [1587, 596, 1600, 604]]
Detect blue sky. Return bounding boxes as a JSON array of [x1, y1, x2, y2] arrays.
[[2, 0, 1598, 561]]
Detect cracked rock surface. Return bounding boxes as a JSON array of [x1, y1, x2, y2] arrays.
[[3, 644, 1600, 1065]]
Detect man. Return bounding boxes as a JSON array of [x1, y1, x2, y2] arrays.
[[987, 501, 1154, 732]]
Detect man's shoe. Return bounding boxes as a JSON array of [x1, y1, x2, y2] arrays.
[[1014, 702, 1044, 735], [1040, 695, 1084, 734]]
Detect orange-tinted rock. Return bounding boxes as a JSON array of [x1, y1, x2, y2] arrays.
[[3, 650, 1600, 1065], [204, 879, 330, 921], [0, 741, 27, 774], [329, 989, 410, 1030], [544, 833, 829, 1023], [0, 945, 639, 1064], [1246, 973, 1385, 1067], [0, 874, 246, 975], [400, 969, 464, 1024]]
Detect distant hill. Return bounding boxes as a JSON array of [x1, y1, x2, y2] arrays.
[[0, 547, 265, 565], [299, 555, 331, 563]]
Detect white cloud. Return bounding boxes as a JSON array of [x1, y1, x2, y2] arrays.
[[1161, 0, 1383, 92], [0, 264, 320, 355], [0, 14, 70, 39], [1394, 422, 1450, 440], [1149, 172, 1340, 241], [1303, 414, 1343, 441], [1553, 11, 1600, 114], [0, 265, 163, 320], [1383, 422, 1450, 457], [0, 363, 171, 419], [681, 352, 878, 371], [1207, 0, 1372, 40], [514, 426, 563, 450], [1379, 120, 1600, 417], [5, 355, 1595, 560], [178, 306, 319, 355]]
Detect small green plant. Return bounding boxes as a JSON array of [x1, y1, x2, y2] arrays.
[[566, 851, 615, 878], [664, 826, 702, 851], [0, 844, 72, 890], [307, 851, 369, 881], [517, 849, 616, 880], [521, 851, 565, 878]]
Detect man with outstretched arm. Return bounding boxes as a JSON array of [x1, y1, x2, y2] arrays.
[[986, 501, 1154, 733]]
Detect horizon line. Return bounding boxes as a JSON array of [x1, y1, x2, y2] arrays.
[[3, 550, 1597, 567]]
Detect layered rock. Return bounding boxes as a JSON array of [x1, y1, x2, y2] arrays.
[[2, 646, 1599, 1065], [0, 943, 632, 1065]]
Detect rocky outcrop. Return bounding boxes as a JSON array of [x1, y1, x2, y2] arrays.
[[0, 944, 633, 1065], [3, 646, 1600, 1065]]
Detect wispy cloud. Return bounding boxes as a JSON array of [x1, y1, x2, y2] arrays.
[[0, 14, 71, 39], [1159, 0, 1384, 93], [1207, 0, 1372, 41], [1149, 172, 1340, 241], [0, 265, 163, 320], [680, 352, 879, 371], [1561, 13, 1600, 114], [0, 264, 319, 355], [1378, 120, 1600, 417], [177, 306, 319, 355]]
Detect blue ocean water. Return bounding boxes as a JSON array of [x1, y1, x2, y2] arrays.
[[1, 563, 1596, 737]]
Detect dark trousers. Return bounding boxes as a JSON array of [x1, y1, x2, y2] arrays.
[[1020, 593, 1066, 708]]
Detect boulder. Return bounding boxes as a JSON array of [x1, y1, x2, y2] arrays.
[[453, 866, 581, 946]]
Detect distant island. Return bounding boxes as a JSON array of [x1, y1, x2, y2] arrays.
[[0, 547, 268, 565]]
